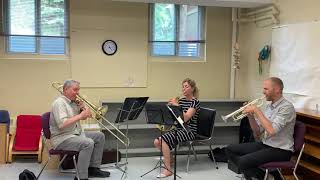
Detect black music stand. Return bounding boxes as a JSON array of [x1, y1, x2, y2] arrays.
[[167, 105, 191, 180], [114, 97, 149, 179], [140, 104, 182, 179]]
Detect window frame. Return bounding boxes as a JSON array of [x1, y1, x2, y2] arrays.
[[3, 0, 69, 55], [149, 3, 206, 60]]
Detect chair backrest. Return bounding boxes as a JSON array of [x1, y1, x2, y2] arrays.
[[293, 121, 306, 152], [197, 107, 216, 138], [14, 115, 42, 151], [0, 110, 10, 133], [41, 112, 51, 139]]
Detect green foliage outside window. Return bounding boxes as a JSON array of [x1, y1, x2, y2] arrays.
[[154, 4, 175, 41], [41, 0, 66, 36]]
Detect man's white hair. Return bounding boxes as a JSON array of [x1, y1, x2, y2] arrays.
[[63, 79, 79, 91]]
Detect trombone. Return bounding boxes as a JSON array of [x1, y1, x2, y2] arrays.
[[221, 96, 265, 123], [52, 82, 130, 147]]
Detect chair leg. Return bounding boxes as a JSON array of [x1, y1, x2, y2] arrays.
[[37, 137, 43, 163], [186, 143, 191, 173], [73, 155, 80, 180], [191, 144, 197, 161], [7, 151, 12, 163], [36, 155, 51, 180], [277, 168, 285, 180], [292, 143, 304, 180], [263, 169, 269, 180], [7, 134, 14, 163], [209, 144, 218, 169], [5, 134, 10, 162], [186, 142, 198, 173], [58, 154, 68, 172], [293, 170, 299, 180], [37, 151, 42, 163]]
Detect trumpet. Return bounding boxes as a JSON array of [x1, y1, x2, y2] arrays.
[[52, 82, 130, 147], [221, 96, 265, 123]]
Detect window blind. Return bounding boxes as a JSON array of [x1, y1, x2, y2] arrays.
[[1, 0, 69, 54]]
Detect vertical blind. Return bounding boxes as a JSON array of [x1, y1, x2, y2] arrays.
[[1, 0, 69, 54]]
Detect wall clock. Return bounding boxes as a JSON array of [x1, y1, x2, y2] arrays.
[[102, 40, 117, 55]]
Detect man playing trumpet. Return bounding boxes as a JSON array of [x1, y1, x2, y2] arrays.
[[50, 80, 110, 180], [225, 77, 296, 180]]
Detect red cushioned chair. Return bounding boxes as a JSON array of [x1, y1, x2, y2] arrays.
[[8, 115, 43, 163]]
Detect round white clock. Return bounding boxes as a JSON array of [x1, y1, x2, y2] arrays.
[[102, 40, 117, 55]]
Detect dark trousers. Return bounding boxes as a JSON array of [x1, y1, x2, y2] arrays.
[[225, 142, 292, 180]]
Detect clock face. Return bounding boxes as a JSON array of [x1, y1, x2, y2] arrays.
[[102, 40, 117, 55]]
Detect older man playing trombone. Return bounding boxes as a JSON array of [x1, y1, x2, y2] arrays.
[[225, 77, 296, 180], [50, 79, 110, 180]]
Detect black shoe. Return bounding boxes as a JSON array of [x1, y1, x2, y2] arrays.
[[88, 167, 110, 178], [243, 174, 252, 180], [74, 177, 88, 180]]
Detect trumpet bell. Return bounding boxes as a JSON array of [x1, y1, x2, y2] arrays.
[[221, 115, 229, 123]]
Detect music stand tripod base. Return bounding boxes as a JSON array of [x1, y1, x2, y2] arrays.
[[104, 97, 149, 179], [100, 124, 129, 180], [140, 104, 181, 179]]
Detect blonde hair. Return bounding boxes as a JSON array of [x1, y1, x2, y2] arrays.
[[182, 78, 199, 98]]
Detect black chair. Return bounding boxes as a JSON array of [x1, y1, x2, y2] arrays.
[[184, 107, 219, 172]]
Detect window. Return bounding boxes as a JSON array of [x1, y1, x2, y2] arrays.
[[2, 0, 69, 55], [150, 3, 205, 58]]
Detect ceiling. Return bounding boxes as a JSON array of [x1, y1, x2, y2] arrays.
[[111, 0, 273, 8]]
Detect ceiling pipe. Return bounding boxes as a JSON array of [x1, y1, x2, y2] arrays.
[[239, 14, 279, 24], [244, 5, 279, 17]]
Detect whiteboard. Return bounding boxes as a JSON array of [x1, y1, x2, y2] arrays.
[[270, 21, 320, 110], [270, 21, 320, 97]]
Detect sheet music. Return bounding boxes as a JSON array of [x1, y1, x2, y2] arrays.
[[166, 105, 189, 132]]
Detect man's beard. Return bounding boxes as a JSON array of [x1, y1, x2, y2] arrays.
[[266, 94, 273, 101]]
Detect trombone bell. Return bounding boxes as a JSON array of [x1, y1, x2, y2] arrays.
[[95, 106, 108, 120]]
